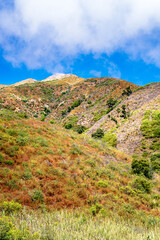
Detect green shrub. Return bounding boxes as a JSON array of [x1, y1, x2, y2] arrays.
[[50, 120, 55, 124], [131, 158, 152, 179], [16, 136, 30, 146], [31, 189, 44, 202], [0, 216, 39, 240], [151, 153, 160, 172], [122, 86, 132, 96], [86, 159, 96, 167], [72, 99, 82, 108], [103, 131, 117, 147], [0, 201, 22, 214], [7, 179, 18, 190], [0, 216, 13, 239], [90, 203, 103, 216], [133, 176, 152, 193], [97, 180, 108, 188], [4, 160, 14, 165], [0, 153, 3, 163], [41, 113, 45, 121], [64, 123, 73, 129], [61, 109, 67, 116], [92, 129, 104, 139], [106, 98, 117, 109], [75, 125, 86, 134], [22, 171, 32, 180]]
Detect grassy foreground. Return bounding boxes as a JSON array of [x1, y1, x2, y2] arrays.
[[1, 209, 160, 240]]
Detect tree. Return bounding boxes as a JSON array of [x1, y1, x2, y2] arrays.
[[131, 158, 153, 179], [92, 128, 104, 139]]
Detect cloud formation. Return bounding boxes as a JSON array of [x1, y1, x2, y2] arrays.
[[1, 0, 160, 73]]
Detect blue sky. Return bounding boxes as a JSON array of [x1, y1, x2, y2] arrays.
[[1, 0, 160, 85]]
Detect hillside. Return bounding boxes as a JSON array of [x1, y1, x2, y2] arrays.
[[0, 76, 160, 240], [0, 109, 160, 217]]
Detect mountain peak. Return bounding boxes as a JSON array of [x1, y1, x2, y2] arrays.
[[42, 73, 76, 82]]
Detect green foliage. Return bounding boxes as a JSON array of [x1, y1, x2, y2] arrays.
[[131, 158, 152, 179], [65, 123, 73, 129], [71, 99, 82, 108], [96, 180, 108, 188], [0, 216, 39, 240], [102, 131, 117, 147], [4, 160, 14, 165], [75, 125, 86, 134], [141, 110, 160, 138], [0, 201, 22, 214], [122, 86, 132, 96], [0, 153, 3, 163], [22, 171, 32, 180], [31, 189, 44, 202], [86, 159, 96, 167], [106, 98, 117, 109], [120, 105, 127, 119], [93, 110, 109, 122], [151, 153, 160, 172], [50, 120, 55, 124], [61, 109, 67, 116], [40, 113, 45, 121], [33, 137, 49, 147], [92, 129, 104, 139], [90, 203, 103, 216], [16, 136, 30, 146], [133, 176, 152, 193]]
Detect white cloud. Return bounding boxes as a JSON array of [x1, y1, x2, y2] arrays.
[[1, 0, 160, 72], [90, 70, 102, 77], [108, 62, 121, 79]]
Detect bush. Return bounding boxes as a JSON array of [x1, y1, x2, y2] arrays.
[[75, 125, 86, 134], [90, 203, 103, 216], [106, 98, 117, 109], [103, 131, 117, 147], [151, 153, 160, 172], [4, 160, 14, 165], [64, 123, 73, 129], [0, 201, 22, 214], [0, 153, 3, 163], [0, 216, 39, 240], [97, 180, 108, 188], [133, 176, 152, 193], [41, 114, 45, 121], [131, 158, 152, 179], [92, 129, 104, 139], [122, 86, 132, 96], [22, 171, 32, 180], [31, 189, 44, 202]]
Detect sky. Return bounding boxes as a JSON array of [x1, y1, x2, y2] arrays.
[[1, 1, 160, 85]]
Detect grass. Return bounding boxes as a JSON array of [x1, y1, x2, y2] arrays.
[[0, 209, 160, 240]]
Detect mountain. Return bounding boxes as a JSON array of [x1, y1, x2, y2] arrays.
[[41, 73, 76, 82], [0, 75, 159, 221], [12, 78, 37, 86]]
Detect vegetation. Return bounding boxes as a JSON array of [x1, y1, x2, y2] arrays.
[[0, 208, 160, 240], [0, 78, 159, 239], [92, 128, 104, 138], [102, 131, 117, 147]]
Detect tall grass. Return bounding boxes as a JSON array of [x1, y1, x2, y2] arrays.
[[1, 209, 160, 240]]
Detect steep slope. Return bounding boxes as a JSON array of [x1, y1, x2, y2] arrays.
[[0, 77, 138, 127], [0, 109, 160, 218], [86, 82, 160, 155]]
